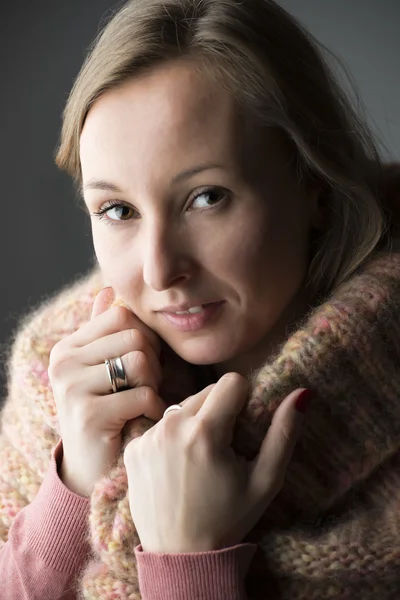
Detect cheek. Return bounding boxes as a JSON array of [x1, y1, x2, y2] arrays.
[[92, 230, 141, 294], [219, 204, 310, 300], [92, 231, 116, 278]]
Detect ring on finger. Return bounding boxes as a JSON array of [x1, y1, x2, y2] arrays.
[[163, 404, 183, 417], [105, 356, 129, 393]]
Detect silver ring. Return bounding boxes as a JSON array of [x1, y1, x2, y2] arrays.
[[105, 357, 129, 393], [163, 404, 183, 417]]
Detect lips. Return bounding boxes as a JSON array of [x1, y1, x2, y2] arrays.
[[159, 301, 225, 332], [157, 301, 217, 313]]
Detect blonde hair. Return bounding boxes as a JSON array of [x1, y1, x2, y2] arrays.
[[55, 0, 388, 299]]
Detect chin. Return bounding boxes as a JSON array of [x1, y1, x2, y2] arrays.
[[166, 334, 237, 366]]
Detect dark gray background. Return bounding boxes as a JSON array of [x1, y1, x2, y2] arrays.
[[1, 1, 399, 399]]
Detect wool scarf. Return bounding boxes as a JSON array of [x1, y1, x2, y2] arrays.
[[1, 250, 400, 599]]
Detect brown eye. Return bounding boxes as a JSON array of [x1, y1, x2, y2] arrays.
[[106, 204, 134, 221], [92, 201, 137, 223]]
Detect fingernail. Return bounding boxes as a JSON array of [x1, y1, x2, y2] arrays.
[[103, 286, 115, 300], [294, 389, 314, 414]]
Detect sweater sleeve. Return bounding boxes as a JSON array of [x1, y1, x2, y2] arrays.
[[0, 438, 91, 600], [134, 541, 258, 600], [0, 268, 103, 599]]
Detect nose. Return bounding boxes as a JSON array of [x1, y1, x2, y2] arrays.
[[142, 221, 193, 291]]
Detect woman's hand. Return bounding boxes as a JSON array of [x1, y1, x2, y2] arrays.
[[49, 287, 168, 497], [123, 373, 311, 553]]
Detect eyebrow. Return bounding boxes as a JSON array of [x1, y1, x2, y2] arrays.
[[80, 162, 227, 196]]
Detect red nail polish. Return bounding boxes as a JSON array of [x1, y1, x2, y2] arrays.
[[295, 389, 313, 413]]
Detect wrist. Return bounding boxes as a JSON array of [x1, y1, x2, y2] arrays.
[[59, 460, 92, 498], [140, 538, 219, 554]]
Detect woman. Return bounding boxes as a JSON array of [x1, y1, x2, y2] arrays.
[[1, 0, 399, 598]]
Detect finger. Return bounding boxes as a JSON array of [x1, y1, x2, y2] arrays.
[[84, 351, 160, 396], [248, 388, 312, 503], [168, 384, 216, 415], [96, 385, 167, 425], [195, 373, 250, 435], [91, 287, 115, 319], [71, 303, 161, 358], [80, 329, 162, 385]]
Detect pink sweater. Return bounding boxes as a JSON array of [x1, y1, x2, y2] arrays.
[[0, 438, 258, 599]]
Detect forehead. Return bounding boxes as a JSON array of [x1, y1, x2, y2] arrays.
[[79, 60, 292, 191], [80, 61, 238, 160]]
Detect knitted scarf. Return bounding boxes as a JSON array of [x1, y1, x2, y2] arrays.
[[1, 251, 400, 599]]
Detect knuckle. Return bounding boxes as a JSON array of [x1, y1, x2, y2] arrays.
[[124, 441, 142, 468], [123, 328, 144, 348], [184, 419, 210, 452], [221, 372, 246, 385], [137, 385, 156, 404], [49, 341, 67, 367], [111, 305, 132, 329], [48, 350, 72, 381], [123, 444, 134, 465], [183, 428, 197, 450], [128, 350, 148, 372], [279, 424, 294, 445]]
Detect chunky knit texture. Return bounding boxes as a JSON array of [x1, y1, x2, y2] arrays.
[[1, 249, 400, 599]]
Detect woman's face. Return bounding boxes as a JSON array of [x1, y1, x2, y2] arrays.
[[80, 60, 320, 370]]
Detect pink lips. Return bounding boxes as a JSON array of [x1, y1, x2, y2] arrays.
[[159, 301, 225, 332]]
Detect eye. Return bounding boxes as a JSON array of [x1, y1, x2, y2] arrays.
[[90, 186, 229, 224], [91, 200, 137, 223], [189, 187, 229, 210]]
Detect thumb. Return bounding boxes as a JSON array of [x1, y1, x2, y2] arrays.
[[91, 286, 115, 319]]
